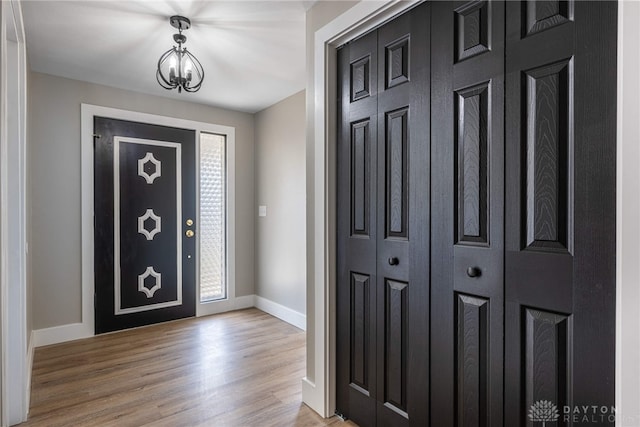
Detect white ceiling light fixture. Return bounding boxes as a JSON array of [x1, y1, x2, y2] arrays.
[[156, 15, 204, 93]]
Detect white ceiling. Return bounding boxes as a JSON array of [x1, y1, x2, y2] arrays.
[[22, 1, 313, 113]]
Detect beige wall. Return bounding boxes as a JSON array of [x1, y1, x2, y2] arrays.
[[29, 72, 255, 329], [254, 90, 306, 315]]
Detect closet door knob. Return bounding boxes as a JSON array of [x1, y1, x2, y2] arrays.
[[388, 257, 399, 266], [466, 267, 481, 278]]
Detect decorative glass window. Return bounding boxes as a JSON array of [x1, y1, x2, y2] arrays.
[[199, 133, 226, 302]]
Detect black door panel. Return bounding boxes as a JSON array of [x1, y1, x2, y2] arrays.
[[431, 2, 505, 425], [337, 1, 615, 426], [504, 2, 617, 424], [94, 117, 196, 334], [336, 3, 430, 426]]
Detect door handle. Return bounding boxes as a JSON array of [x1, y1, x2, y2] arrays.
[[388, 257, 399, 266], [186, 230, 194, 238], [466, 266, 481, 278]]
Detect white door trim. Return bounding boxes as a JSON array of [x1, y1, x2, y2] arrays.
[[78, 104, 236, 343], [0, 0, 29, 424], [306, 0, 638, 422], [616, 2, 640, 424]]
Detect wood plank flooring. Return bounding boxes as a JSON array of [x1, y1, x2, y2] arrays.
[[20, 309, 356, 427]]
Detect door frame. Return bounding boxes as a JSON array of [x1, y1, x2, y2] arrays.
[[616, 2, 640, 423], [305, 0, 640, 422], [0, 0, 28, 425], [77, 104, 237, 343], [0, 0, 29, 424]]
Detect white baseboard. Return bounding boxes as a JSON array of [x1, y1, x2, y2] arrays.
[[33, 295, 257, 347], [254, 295, 306, 330], [33, 294, 306, 347], [33, 322, 93, 348]]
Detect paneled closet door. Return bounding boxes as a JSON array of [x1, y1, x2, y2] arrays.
[[431, 1, 617, 426], [504, 1, 617, 425], [430, 1, 505, 426], [337, 29, 379, 427], [336, 3, 430, 426], [339, 2, 616, 426]]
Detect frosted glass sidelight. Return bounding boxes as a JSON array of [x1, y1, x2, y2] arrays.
[[200, 133, 226, 302]]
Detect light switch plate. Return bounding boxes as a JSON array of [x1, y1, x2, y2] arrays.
[[258, 205, 267, 217]]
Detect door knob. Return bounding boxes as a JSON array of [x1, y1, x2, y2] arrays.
[[388, 257, 399, 266], [185, 230, 194, 238], [186, 219, 194, 226], [466, 266, 481, 278]]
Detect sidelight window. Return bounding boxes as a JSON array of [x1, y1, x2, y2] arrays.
[[199, 132, 227, 302]]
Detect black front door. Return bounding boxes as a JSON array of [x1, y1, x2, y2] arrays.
[[94, 117, 196, 334]]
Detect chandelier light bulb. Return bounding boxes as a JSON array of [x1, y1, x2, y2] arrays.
[[184, 59, 193, 82], [169, 56, 177, 81]]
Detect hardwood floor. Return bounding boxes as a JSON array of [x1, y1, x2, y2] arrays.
[[20, 309, 356, 427]]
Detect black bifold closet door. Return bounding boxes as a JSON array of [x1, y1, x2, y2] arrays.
[[336, 3, 431, 426], [337, 1, 616, 426]]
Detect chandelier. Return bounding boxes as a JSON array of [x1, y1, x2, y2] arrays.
[[156, 16, 204, 93]]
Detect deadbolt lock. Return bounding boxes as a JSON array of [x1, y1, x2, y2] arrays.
[[186, 219, 193, 226], [186, 230, 194, 238]]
